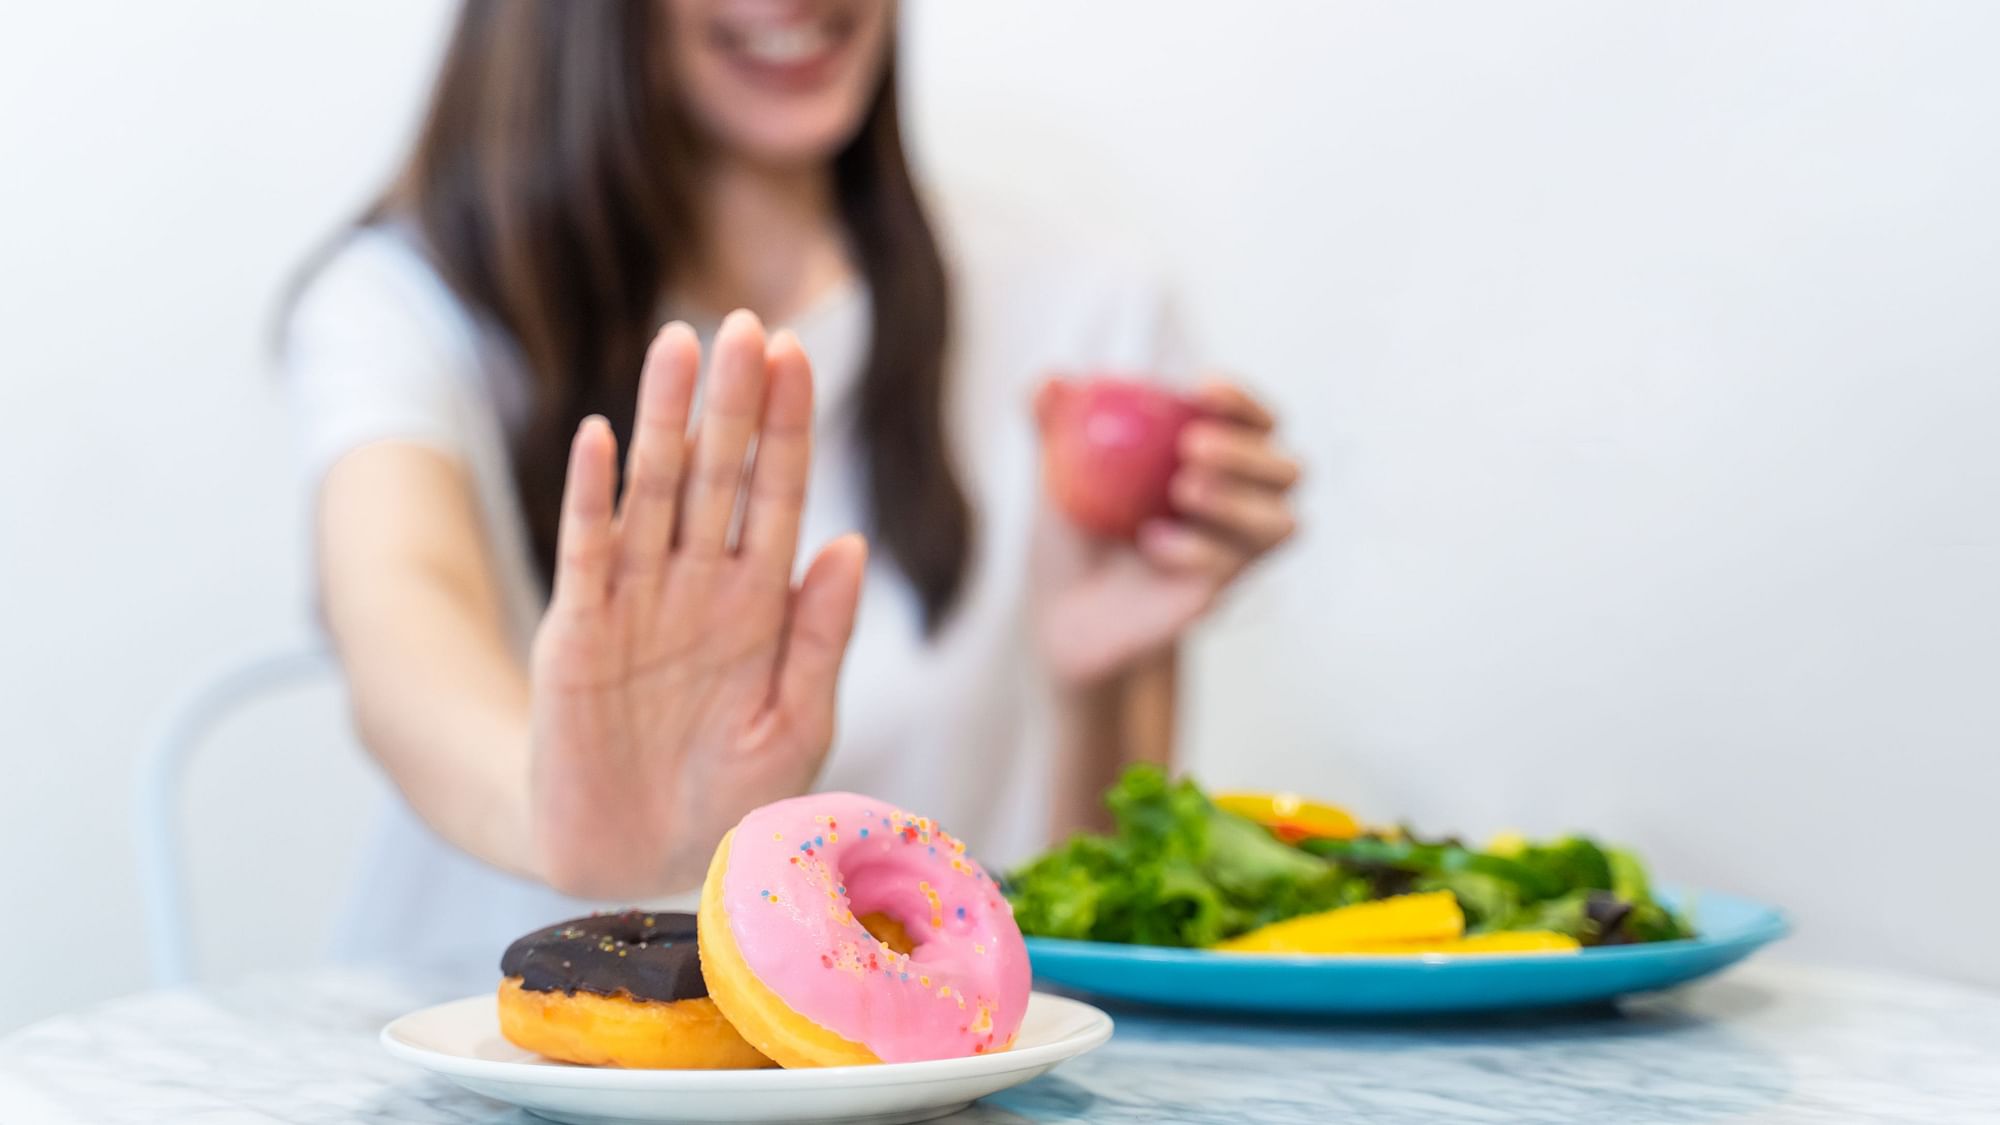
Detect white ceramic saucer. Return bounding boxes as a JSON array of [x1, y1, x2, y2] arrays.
[[381, 990, 1112, 1125]]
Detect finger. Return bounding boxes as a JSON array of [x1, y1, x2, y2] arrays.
[[1179, 420, 1302, 490], [1137, 519, 1246, 579], [617, 323, 699, 579], [773, 533, 867, 718], [1031, 375, 1072, 431], [552, 416, 618, 611], [738, 329, 814, 571], [1191, 379, 1276, 432], [679, 309, 768, 556], [1171, 468, 1298, 551]]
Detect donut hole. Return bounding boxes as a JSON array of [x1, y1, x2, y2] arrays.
[[857, 911, 916, 957], [843, 855, 973, 958]]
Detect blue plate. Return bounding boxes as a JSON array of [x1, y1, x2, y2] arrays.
[[1022, 888, 1787, 1015]]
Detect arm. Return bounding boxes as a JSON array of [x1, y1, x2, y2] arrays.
[[311, 314, 864, 900], [1050, 648, 1176, 838], [1036, 379, 1299, 840], [317, 443, 539, 878]]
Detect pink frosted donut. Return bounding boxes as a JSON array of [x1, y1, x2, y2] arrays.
[[696, 793, 1030, 1066]]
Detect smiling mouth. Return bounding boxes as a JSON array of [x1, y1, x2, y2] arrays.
[[711, 5, 859, 72]]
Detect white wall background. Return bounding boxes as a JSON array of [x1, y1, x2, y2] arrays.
[[2, 1, 1996, 1030]]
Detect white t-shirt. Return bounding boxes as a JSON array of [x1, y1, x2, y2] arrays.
[[284, 194, 1189, 977]]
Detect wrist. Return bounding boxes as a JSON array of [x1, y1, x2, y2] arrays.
[[1046, 637, 1171, 695]]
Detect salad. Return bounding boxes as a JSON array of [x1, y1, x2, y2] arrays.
[[1005, 766, 1694, 955]]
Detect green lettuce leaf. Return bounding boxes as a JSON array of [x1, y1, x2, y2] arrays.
[[1004, 765, 1694, 948], [1006, 765, 1355, 947]]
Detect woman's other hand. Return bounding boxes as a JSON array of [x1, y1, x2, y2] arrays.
[[1032, 377, 1299, 686], [531, 310, 866, 898]]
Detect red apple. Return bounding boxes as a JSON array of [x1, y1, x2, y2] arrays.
[[1042, 375, 1200, 539]]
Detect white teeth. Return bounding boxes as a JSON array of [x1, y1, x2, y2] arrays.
[[741, 23, 829, 65]]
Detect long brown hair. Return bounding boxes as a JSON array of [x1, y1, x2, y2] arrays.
[[337, 1, 970, 630]]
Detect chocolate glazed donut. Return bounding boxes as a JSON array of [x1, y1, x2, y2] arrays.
[[502, 912, 709, 1002], [497, 911, 772, 1069]]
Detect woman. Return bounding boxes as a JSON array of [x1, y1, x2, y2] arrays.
[[285, 0, 1299, 971]]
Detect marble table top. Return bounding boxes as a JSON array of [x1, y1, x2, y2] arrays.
[[1, 960, 1997, 1124]]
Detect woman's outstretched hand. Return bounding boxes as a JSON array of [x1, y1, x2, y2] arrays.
[[1033, 378, 1300, 686], [529, 310, 866, 899]]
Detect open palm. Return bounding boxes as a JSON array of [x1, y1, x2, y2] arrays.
[[529, 311, 865, 899]]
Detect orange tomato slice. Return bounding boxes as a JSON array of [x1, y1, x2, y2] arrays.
[[1214, 791, 1362, 842]]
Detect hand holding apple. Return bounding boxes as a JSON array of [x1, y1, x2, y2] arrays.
[[1032, 374, 1301, 684]]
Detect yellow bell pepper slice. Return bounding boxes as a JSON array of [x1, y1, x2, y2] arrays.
[[1211, 892, 1463, 953], [1335, 931, 1581, 956], [1214, 791, 1362, 843]]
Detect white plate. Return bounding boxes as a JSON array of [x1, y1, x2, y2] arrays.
[[380, 990, 1113, 1125]]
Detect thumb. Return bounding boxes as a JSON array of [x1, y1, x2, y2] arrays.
[[1032, 375, 1073, 432], [774, 533, 868, 722]]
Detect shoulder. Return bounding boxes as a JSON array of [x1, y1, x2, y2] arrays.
[[931, 186, 1191, 376], [280, 225, 505, 480], [282, 224, 482, 373]]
